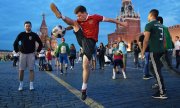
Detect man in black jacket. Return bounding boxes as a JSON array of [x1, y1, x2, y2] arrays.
[[13, 21, 42, 91]]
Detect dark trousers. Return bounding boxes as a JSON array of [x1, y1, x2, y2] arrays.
[[39, 57, 45, 66], [134, 53, 140, 67], [176, 50, 180, 68], [165, 50, 173, 67], [13, 57, 18, 67], [69, 57, 75, 67], [150, 52, 166, 94], [99, 55, 105, 69]]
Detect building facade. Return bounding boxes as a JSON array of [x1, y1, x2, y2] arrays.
[[168, 25, 180, 42], [108, 0, 141, 51]]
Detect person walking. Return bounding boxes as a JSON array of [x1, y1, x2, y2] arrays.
[[57, 38, 70, 74], [69, 44, 76, 70], [174, 36, 180, 69]]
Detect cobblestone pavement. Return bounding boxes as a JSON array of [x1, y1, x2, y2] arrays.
[[0, 56, 180, 108]]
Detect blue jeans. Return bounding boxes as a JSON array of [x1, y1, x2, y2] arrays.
[[59, 54, 68, 64], [143, 52, 150, 76]]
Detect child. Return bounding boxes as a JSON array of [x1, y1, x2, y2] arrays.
[[112, 43, 127, 79]]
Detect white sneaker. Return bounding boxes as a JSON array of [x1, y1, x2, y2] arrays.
[[122, 72, 127, 79], [30, 83, 34, 90], [112, 76, 116, 80], [18, 83, 23, 91]]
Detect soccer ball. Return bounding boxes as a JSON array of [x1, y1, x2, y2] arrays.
[[52, 25, 66, 38]]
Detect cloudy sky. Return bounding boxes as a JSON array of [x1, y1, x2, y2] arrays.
[[0, 0, 180, 50]]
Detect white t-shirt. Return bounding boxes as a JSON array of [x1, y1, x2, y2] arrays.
[[175, 40, 180, 50], [12, 51, 19, 57], [61, 46, 67, 54], [39, 50, 45, 57]]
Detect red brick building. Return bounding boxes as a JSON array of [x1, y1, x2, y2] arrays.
[[168, 25, 180, 42], [108, 0, 141, 51]]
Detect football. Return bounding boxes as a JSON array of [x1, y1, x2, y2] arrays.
[[52, 25, 66, 38]]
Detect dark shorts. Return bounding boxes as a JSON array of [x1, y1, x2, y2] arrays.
[[74, 29, 96, 61], [113, 59, 124, 68]]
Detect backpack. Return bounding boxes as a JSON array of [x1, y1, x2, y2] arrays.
[[44, 63, 52, 71]]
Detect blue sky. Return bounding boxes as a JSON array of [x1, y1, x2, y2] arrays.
[[0, 0, 180, 50]]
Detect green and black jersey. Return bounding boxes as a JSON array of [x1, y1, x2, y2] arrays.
[[163, 25, 174, 49], [145, 20, 165, 53]]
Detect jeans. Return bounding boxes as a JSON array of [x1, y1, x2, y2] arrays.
[[143, 52, 150, 76]]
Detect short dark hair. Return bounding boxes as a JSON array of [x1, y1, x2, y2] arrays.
[[24, 21, 32, 26], [149, 9, 159, 18], [157, 16, 163, 24], [74, 5, 87, 14]]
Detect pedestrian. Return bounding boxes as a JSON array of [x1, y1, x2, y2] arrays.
[[174, 36, 180, 69], [39, 48, 46, 71], [133, 40, 141, 68], [157, 16, 174, 68], [12, 50, 19, 67], [141, 9, 167, 99], [69, 44, 76, 70], [99, 43, 105, 69], [112, 43, 127, 79], [57, 38, 69, 74], [13, 21, 42, 91], [46, 48, 52, 65], [139, 34, 153, 80], [118, 37, 128, 70], [51, 3, 127, 100]]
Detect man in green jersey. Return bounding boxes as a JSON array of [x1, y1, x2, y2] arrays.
[[157, 16, 174, 68], [141, 9, 167, 99]]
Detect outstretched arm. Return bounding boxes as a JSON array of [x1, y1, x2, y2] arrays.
[[103, 17, 127, 27], [65, 26, 73, 30]]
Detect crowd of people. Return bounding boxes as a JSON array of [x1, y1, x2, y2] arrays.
[[11, 4, 180, 101]]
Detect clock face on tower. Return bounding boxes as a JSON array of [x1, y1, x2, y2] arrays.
[[128, 5, 132, 11], [121, 7, 124, 12]]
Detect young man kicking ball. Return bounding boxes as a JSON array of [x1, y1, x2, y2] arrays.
[[50, 3, 127, 100]]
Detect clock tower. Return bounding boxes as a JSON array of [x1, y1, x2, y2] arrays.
[[108, 0, 141, 51]]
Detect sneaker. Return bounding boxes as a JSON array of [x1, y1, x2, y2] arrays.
[[60, 70, 63, 74], [112, 76, 116, 80], [81, 89, 87, 101], [152, 83, 159, 89], [50, 3, 62, 18], [30, 83, 34, 91], [18, 84, 23, 91], [152, 91, 168, 99], [143, 75, 153, 80]]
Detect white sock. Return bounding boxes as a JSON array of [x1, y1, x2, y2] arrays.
[[122, 70, 127, 79], [30, 82, 33, 86], [82, 83, 87, 90], [113, 69, 116, 77], [20, 81, 23, 86]]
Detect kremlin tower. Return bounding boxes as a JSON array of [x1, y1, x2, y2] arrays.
[[108, 0, 141, 51]]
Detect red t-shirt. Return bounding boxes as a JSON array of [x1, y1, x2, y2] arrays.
[[77, 14, 104, 42], [114, 54, 123, 60], [46, 51, 52, 60]]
